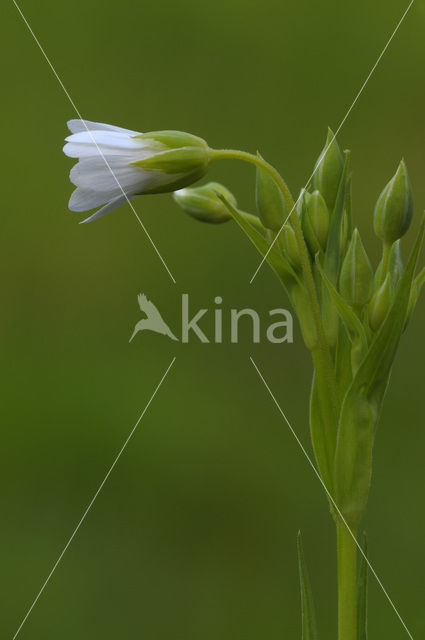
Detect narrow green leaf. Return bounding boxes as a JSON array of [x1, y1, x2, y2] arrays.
[[310, 370, 334, 492], [357, 533, 368, 640], [413, 264, 425, 293], [334, 324, 353, 404], [324, 150, 351, 282], [407, 264, 425, 318], [316, 258, 368, 351], [217, 193, 301, 288], [334, 217, 425, 526], [297, 532, 319, 640], [345, 172, 353, 236], [319, 151, 351, 347]]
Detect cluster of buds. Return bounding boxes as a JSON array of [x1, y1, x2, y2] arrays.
[[170, 128, 425, 529], [64, 121, 425, 528]]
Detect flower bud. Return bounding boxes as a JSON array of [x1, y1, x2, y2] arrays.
[[64, 122, 211, 222], [339, 229, 373, 308], [256, 154, 288, 231], [368, 273, 392, 331], [296, 188, 311, 217], [312, 128, 344, 213], [132, 130, 211, 192], [305, 190, 330, 252], [280, 224, 302, 268], [173, 182, 235, 224], [373, 160, 413, 244]]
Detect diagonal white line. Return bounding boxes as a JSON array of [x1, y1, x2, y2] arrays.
[[250, 0, 415, 283], [12, 0, 177, 284], [11, 357, 176, 640], [250, 356, 414, 639]]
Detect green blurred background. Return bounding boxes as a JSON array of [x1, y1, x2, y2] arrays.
[[3, 0, 425, 637]]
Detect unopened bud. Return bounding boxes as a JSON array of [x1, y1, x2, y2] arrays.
[[280, 224, 301, 268], [256, 153, 288, 231], [296, 188, 311, 217], [312, 128, 344, 213], [369, 273, 392, 331], [305, 190, 330, 252], [340, 229, 373, 308], [173, 182, 235, 223], [373, 160, 413, 244]]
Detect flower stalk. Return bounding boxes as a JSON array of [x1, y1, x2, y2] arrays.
[[337, 521, 358, 640]]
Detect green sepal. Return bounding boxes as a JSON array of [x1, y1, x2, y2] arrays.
[[334, 217, 425, 527], [134, 130, 208, 150], [357, 533, 368, 640], [313, 127, 344, 213], [297, 532, 319, 640], [217, 193, 300, 289], [133, 147, 209, 175]]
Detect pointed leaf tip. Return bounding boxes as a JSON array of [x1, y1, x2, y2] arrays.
[[297, 533, 319, 640]]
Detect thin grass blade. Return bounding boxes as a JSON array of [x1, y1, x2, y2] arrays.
[[297, 532, 319, 640]]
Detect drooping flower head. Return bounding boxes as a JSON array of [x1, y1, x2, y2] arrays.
[[63, 120, 211, 223]]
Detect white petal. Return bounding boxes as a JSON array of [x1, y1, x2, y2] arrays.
[[67, 119, 140, 135], [69, 187, 112, 212], [80, 193, 136, 224], [70, 156, 145, 193], [63, 130, 150, 159]]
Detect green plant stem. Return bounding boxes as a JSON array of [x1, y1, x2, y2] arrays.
[[381, 241, 392, 281], [209, 148, 295, 213], [210, 148, 340, 432], [337, 520, 358, 640]]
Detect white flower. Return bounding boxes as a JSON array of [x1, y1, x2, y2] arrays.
[[63, 120, 210, 223]]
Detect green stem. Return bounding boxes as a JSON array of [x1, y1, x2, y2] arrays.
[[210, 148, 339, 418], [380, 241, 392, 283], [337, 521, 358, 640], [209, 148, 295, 213]]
